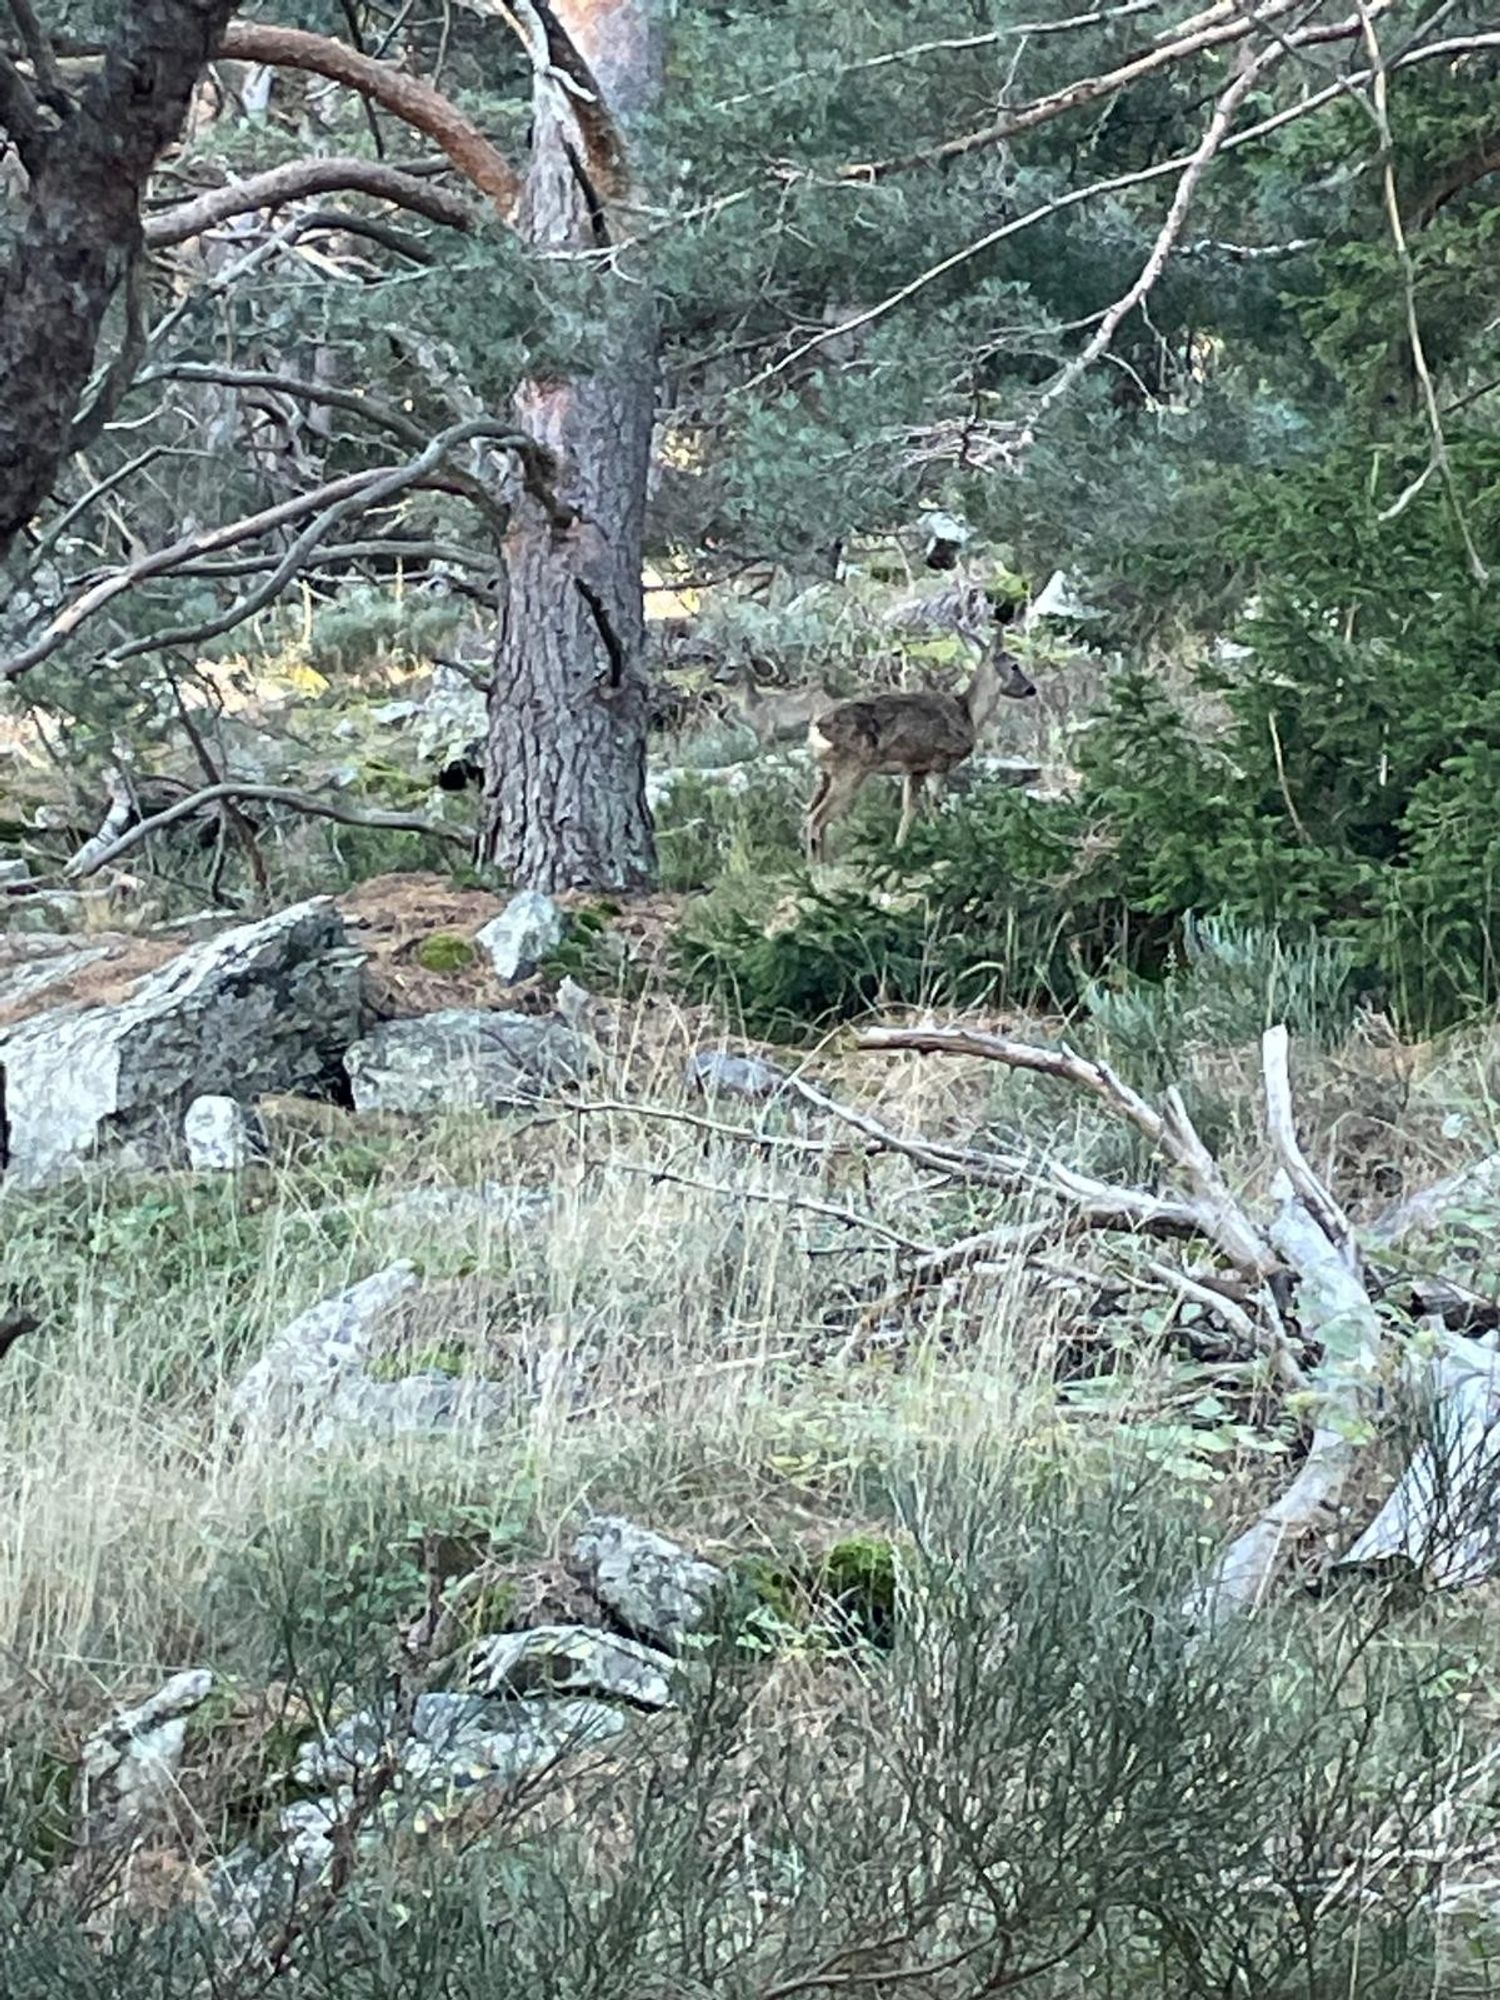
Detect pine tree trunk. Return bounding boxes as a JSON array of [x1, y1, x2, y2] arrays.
[[479, 2, 659, 893]]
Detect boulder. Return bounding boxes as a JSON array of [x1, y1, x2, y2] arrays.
[[685, 1050, 787, 1103], [475, 890, 565, 984], [570, 1516, 724, 1653], [229, 1264, 418, 1442], [81, 1668, 214, 1839], [0, 857, 30, 886], [0, 899, 365, 1186], [294, 1690, 625, 1795], [344, 1008, 592, 1113], [469, 1624, 676, 1709], [184, 1095, 265, 1171]]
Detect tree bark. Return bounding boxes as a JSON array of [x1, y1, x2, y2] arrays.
[[0, 0, 236, 563], [479, 0, 659, 893]]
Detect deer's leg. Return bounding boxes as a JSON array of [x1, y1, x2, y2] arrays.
[[810, 766, 866, 861], [897, 772, 925, 846], [805, 769, 833, 862]]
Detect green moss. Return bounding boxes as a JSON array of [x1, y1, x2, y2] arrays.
[[416, 932, 477, 974], [367, 1343, 472, 1383], [819, 1536, 899, 1647]]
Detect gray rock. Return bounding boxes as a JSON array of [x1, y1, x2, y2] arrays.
[[475, 890, 565, 984], [314, 1369, 510, 1447], [184, 1095, 265, 1170], [344, 1008, 592, 1114], [371, 698, 423, 727], [81, 1668, 214, 1837], [571, 1516, 724, 1653], [470, 1624, 676, 1709], [0, 899, 365, 1186], [297, 1691, 625, 1790], [0, 935, 120, 1015], [0, 857, 30, 886], [229, 1264, 417, 1442], [685, 1050, 788, 1103]]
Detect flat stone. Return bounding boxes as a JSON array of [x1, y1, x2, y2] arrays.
[[344, 1008, 592, 1114], [469, 1624, 677, 1709]]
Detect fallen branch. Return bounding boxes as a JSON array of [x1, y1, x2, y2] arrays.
[[63, 782, 470, 879]]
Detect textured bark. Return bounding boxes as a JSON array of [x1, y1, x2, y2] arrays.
[[217, 25, 522, 220], [0, 0, 236, 562], [480, 0, 660, 893]]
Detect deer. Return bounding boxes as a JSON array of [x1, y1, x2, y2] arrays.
[[714, 660, 834, 748], [804, 610, 1036, 862]]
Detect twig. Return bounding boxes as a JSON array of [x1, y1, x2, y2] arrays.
[[603, 1157, 936, 1256], [63, 782, 469, 879], [1357, 0, 1487, 582], [1013, 45, 1274, 454]]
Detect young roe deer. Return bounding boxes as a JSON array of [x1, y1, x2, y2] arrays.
[[715, 661, 833, 748], [804, 613, 1036, 861]]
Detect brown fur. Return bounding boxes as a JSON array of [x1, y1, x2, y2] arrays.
[[805, 639, 1035, 860]]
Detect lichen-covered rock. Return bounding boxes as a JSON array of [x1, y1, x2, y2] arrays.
[[0, 899, 364, 1185], [475, 890, 565, 984], [685, 1050, 788, 1103], [469, 1624, 676, 1709], [0, 857, 30, 886], [295, 1691, 626, 1791], [229, 1264, 418, 1442], [81, 1668, 214, 1839], [571, 1516, 725, 1653], [184, 1095, 265, 1170], [344, 1008, 592, 1113]]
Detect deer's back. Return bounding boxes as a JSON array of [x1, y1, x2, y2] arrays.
[[811, 692, 973, 774]]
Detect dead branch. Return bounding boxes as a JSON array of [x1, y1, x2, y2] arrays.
[[1012, 46, 1271, 454], [1, 419, 562, 684], [839, 0, 1310, 179], [855, 1025, 1277, 1278], [754, 20, 1500, 388], [218, 23, 523, 220], [145, 156, 475, 246], [64, 781, 469, 880], [139, 363, 508, 538], [1261, 1024, 1358, 1263]]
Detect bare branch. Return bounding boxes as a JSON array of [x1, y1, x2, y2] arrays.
[[144, 156, 475, 247], [855, 1025, 1278, 1279], [838, 0, 1309, 180], [64, 781, 470, 880], [2, 419, 563, 683], [139, 362, 509, 537], [1356, 0, 1487, 581], [1012, 46, 1271, 454], [751, 21, 1500, 387], [218, 22, 523, 219], [1261, 1025, 1358, 1261]]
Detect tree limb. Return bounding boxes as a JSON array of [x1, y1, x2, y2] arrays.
[[217, 21, 523, 220], [5, 0, 67, 110], [838, 0, 1308, 180], [144, 155, 476, 245], [1012, 46, 1271, 455], [64, 781, 470, 879]]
